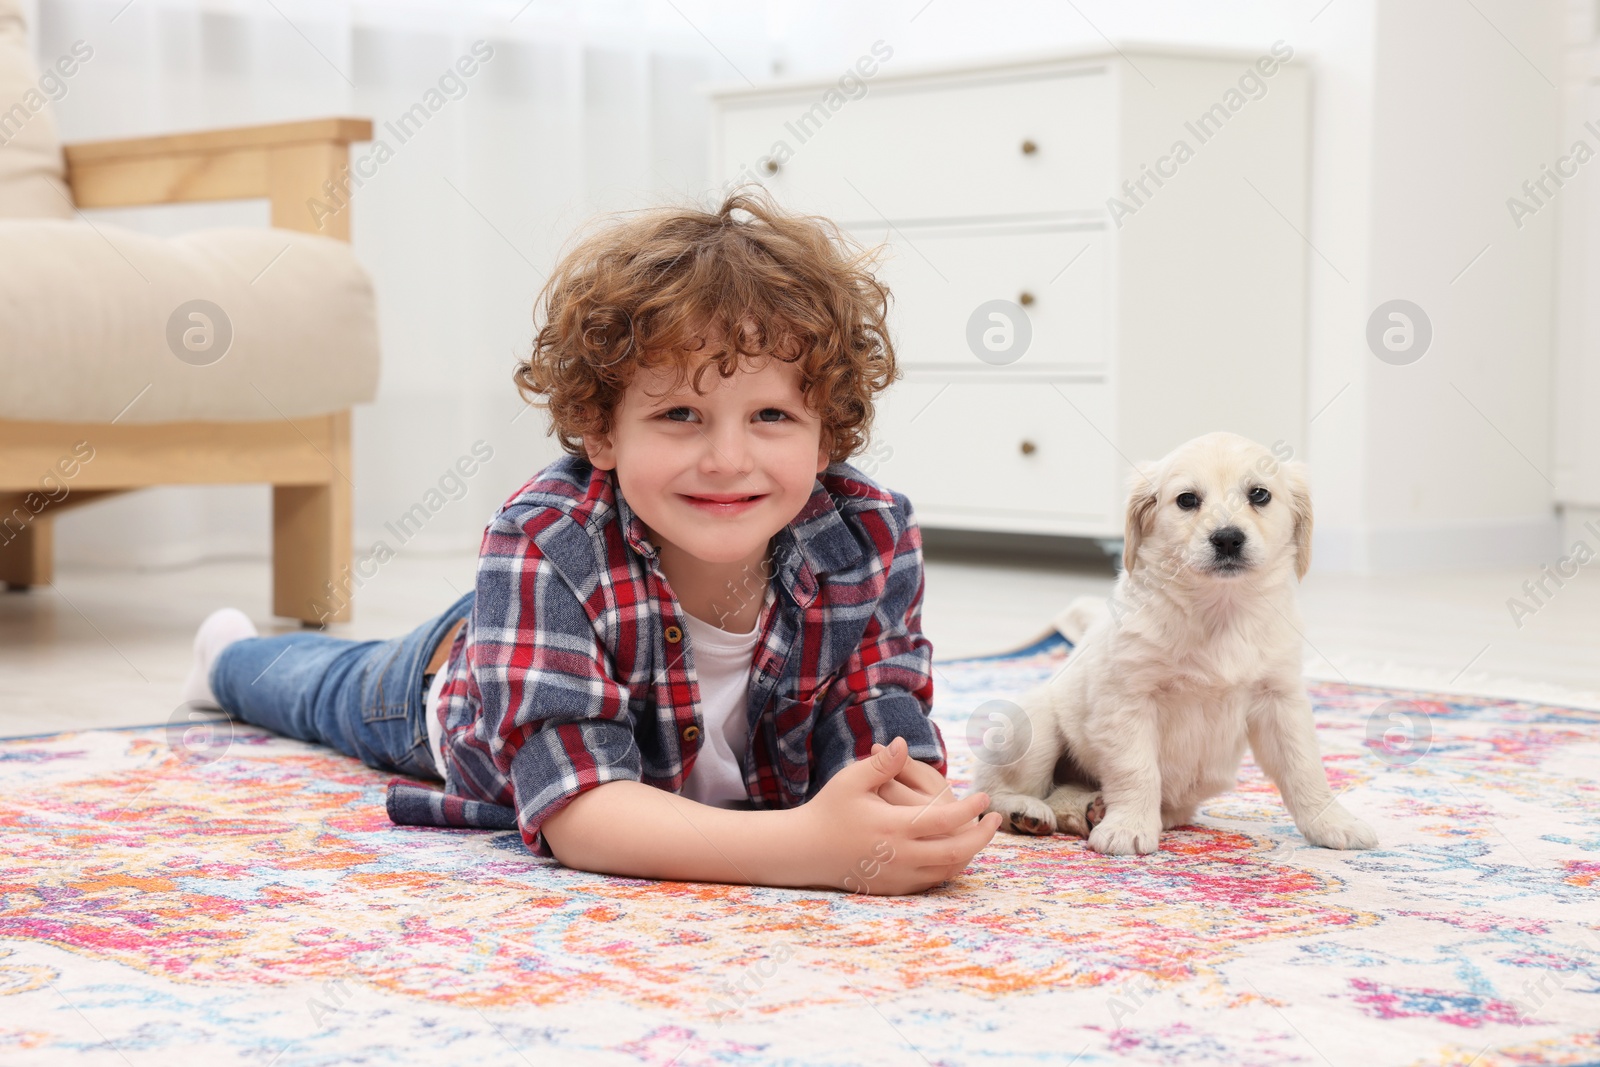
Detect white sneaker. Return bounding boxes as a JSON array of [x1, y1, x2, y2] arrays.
[[180, 608, 259, 709]]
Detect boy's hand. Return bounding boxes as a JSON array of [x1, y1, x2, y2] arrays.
[[870, 741, 957, 810], [797, 737, 1000, 896]]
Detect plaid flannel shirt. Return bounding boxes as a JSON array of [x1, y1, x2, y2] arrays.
[[384, 453, 946, 857]]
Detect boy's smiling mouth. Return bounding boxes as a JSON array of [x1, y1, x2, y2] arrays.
[[680, 491, 768, 515]]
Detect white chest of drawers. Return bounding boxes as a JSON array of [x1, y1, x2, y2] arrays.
[[710, 45, 1310, 538]]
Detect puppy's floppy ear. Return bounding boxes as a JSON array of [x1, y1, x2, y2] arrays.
[[1282, 460, 1314, 580], [1122, 462, 1160, 574]]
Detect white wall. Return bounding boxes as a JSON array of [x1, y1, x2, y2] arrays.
[[1348, 0, 1563, 570], [31, 0, 1566, 578], [1555, 3, 1600, 548]]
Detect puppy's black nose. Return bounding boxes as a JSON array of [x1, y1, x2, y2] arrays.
[[1209, 526, 1246, 558]]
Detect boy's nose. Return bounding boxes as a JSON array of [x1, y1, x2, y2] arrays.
[[700, 426, 754, 472]]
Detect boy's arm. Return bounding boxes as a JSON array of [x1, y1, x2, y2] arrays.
[[542, 740, 999, 892], [810, 504, 947, 790], [469, 514, 647, 858]]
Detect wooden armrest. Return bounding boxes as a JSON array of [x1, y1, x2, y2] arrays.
[[65, 118, 373, 165], [63, 117, 374, 239]]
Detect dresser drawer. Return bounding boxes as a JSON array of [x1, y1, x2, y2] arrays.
[[716, 69, 1115, 223], [868, 379, 1121, 531], [857, 222, 1109, 369]]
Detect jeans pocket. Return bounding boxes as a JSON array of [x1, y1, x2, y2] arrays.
[[360, 642, 412, 724]]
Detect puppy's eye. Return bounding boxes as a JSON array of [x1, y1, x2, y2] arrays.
[[1248, 486, 1271, 506], [1176, 492, 1200, 510]]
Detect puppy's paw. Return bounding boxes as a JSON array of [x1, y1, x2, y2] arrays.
[[1299, 806, 1378, 850], [1086, 793, 1106, 830], [1088, 814, 1161, 856], [988, 794, 1056, 836], [1045, 787, 1102, 838]]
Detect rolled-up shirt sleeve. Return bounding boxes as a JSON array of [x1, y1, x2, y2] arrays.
[[468, 514, 640, 857], [809, 506, 946, 793]]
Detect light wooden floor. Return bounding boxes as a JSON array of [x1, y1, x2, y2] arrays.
[[2, 548, 1597, 739]]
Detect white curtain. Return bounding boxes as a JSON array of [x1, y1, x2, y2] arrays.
[[36, 0, 765, 570]]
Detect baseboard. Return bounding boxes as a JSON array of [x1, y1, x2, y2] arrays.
[[1560, 504, 1600, 549], [352, 526, 480, 557], [55, 533, 269, 571], [920, 527, 1118, 570], [1311, 515, 1561, 573], [54, 541, 266, 572]]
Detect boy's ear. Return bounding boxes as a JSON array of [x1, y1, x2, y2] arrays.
[[815, 429, 831, 474], [584, 433, 617, 471]]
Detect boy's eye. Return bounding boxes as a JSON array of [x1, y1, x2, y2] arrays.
[[656, 406, 793, 422]]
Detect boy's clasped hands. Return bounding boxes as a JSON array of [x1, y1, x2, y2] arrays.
[[798, 737, 1001, 896]]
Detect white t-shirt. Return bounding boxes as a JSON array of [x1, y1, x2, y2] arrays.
[[677, 594, 770, 807], [426, 588, 773, 794], [426, 665, 450, 779]]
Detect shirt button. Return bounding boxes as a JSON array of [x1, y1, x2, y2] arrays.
[[664, 625, 683, 643], [681, 725, 700, 742]]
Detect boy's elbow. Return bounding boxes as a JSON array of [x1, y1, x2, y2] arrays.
[[538, 807, 581, 867], [538, 781, 625, 869]]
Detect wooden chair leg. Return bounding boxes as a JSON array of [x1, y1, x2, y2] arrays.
[[0, 505, 53, 590], [273, 480, 353, 627], [272, 408, 354, 627]]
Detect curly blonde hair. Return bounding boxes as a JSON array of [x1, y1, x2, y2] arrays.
[[514, 188, 897, 464]]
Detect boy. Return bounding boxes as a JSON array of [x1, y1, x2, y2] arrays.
[[183, 191, 1000, 895]]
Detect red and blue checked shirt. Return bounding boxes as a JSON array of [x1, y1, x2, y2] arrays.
[[384, 453, 946, 857]]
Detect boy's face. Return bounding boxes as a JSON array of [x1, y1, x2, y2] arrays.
[[584, 346, 830, 568]]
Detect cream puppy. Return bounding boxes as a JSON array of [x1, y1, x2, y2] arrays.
[[974, 432, 1377, 855]]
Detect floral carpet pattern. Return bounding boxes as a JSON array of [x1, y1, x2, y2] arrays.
[[2, 633, 1598, 1065]]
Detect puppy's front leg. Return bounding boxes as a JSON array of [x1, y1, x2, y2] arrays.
[[1248, 689, 1378, 850], [1086, 699, 1163, 856], [975, 689, 1070, 836]]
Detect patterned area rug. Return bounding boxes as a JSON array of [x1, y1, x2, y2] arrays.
[[3, 633, 1599, 1066]]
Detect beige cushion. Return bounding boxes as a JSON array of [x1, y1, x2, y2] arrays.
[[0, 0, 74, 219], [0, 220, 380, 422]]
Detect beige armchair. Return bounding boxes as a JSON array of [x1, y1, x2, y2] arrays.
[[0, 0, 379, 625]]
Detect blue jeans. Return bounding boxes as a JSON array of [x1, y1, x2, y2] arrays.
[[210, 591, 475, 782]]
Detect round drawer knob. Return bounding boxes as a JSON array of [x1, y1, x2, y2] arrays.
[[1020, 139, 1038, 155], [1020, 439, 1038, 456], [763, 159, 780, 174], [1018, 291, 1035, 307]]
